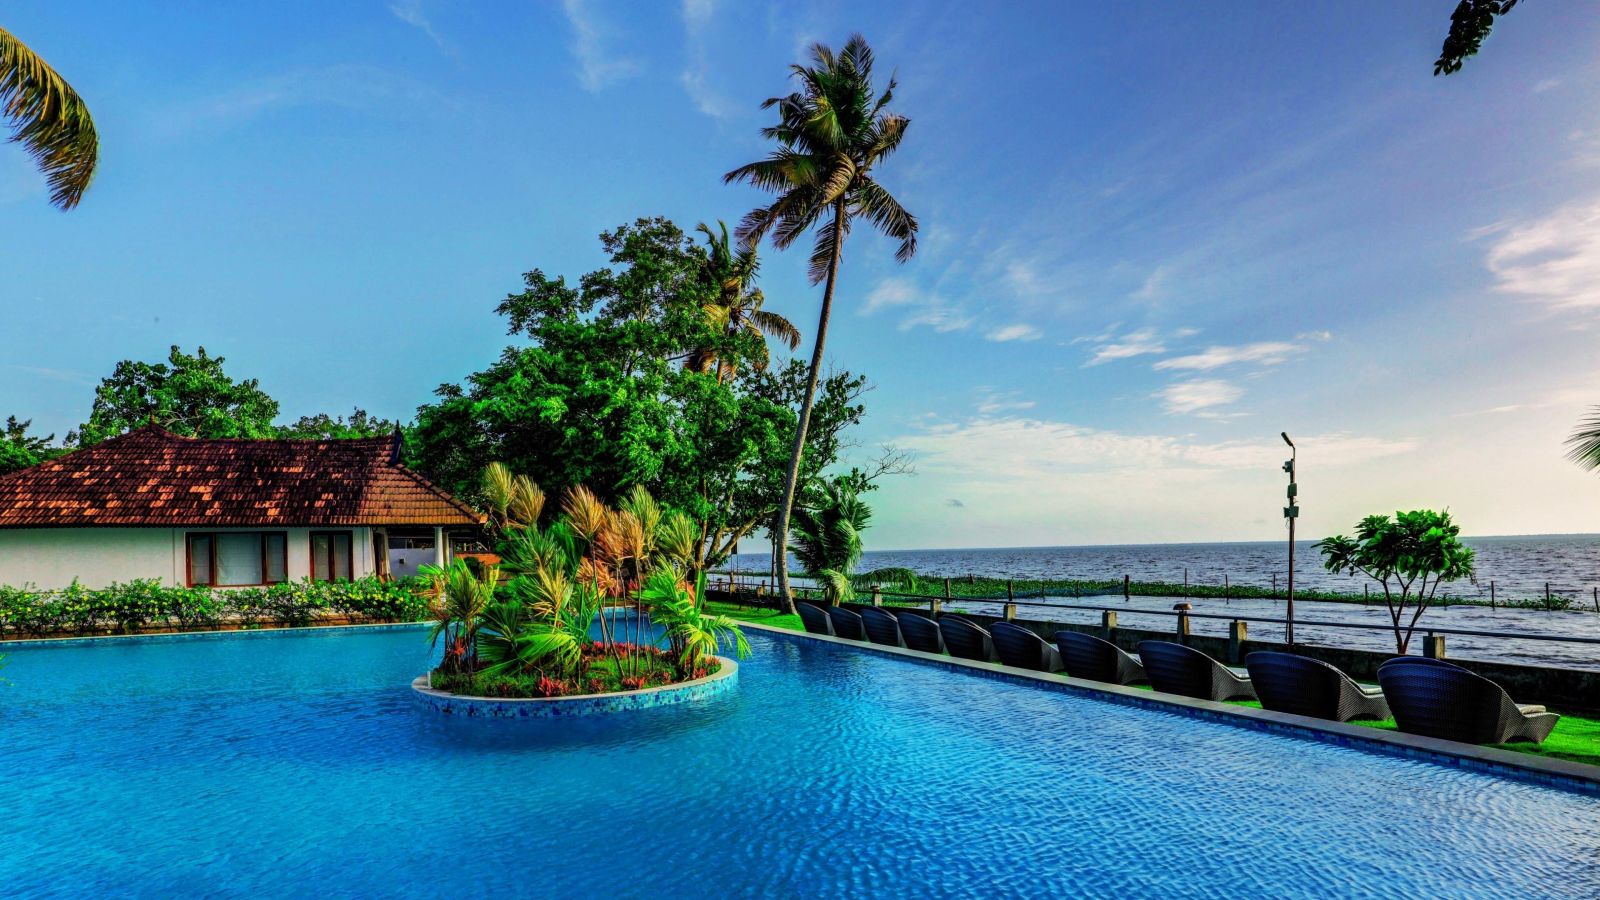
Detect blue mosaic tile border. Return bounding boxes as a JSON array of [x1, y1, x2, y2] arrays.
[[750, 623, 1600, 797], [0, 621, 428, 651], [410, 657, 739, 718]]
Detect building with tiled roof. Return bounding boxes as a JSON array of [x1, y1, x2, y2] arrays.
[[0, 425, 482, 589]]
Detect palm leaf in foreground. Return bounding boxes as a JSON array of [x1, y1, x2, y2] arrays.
[[0, 27, 97, 209], [1565, 406, 1600, 472]]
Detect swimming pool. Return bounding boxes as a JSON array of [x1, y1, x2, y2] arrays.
[[3, 625, 1597, 898]]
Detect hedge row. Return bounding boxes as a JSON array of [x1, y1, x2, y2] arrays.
[[0, 577, 431, 637]]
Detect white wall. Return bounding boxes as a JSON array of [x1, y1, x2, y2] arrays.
[[0, 526, 379, 590]]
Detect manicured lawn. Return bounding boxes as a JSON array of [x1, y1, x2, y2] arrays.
[[707, 599, 802, 632]]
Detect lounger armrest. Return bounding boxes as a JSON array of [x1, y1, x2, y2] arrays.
[[1516, 704, 1547, 715]]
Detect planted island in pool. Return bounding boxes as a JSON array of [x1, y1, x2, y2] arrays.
[[417, 469, 749, 710]]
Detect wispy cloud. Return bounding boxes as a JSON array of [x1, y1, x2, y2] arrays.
[[986, 323, 1042, 343], [863, 277, 918, 313], [679, 0, 732, 118], [1132, 265, 1169, 301], [1155, 378, 1242, 415], [1153, 341, 1307, 371], [900, 306, 974, 333], [147, 65, 451, 136], [1483, 197, 1600, 313], [976, 389, 1035, 415], [6, 364, 95, 386], [389, 0, 454, 55], [873, 278, 974, 332], [1083, 327, 1165, 366], [562, 0, 641, 92]]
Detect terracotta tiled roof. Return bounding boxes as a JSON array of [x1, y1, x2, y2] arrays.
[[0, 426, 482, 528]]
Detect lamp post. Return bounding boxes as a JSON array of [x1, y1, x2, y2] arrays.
[[1281, 432, 1298, 647]]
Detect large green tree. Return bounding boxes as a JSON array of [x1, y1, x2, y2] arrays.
[[0, 416, 64, 476], [1, 26, 97, 209], [72, 345, 282, 446], [407, 217, 871, 577], [724, 34, 918, 613]]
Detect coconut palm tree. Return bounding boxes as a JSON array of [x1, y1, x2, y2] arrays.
[[723, 34, 917, 613], [687, 221, 801, 380], [1, 26, 98, 209]]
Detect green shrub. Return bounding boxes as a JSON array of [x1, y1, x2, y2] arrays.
[[0, 577, 430, 636]]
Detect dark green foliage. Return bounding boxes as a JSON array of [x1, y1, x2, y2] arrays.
[[0, 577, 429, 636], [71, 345, 283, 446], [278, 408, 399, 440], [1317, 509, 1476, 653], [791, 479, 872, 603], [1434, 0, 1519, 75], [0, 416, 65, 476]]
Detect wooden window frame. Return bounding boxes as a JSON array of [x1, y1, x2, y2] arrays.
[[185, 531, 289, 588], [309, 530, 355, 583]]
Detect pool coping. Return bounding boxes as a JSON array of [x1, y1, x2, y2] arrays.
[[410, 656, 738, 718], [741, 621, 1600, 796]]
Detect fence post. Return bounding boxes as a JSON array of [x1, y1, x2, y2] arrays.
[[1122, 574, 1130, 600], [1227, 620, 1248, 664], [944, 578, 952, 601], [1489, 581, 1495, 609], [1593, 587, 1598, 614], [1006, 579, 1014, 603], [1101, 610, 1118, 643], [1003, 602, 1018, 621], [1175, 610, 1191, 644], [871, 586, 882, 607], [1223, 573, 1229, 605], [1546, 582, 1552, 611], [930, 598, 942, 616], [1423, 633, 1446, 660]]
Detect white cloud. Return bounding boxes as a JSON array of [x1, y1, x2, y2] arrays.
[[864, 278, 918, 313], [1483, 198, 1600, 312], [975, 389, 1035, 415], [389, 0, 454, 54], [1132, 265, 1169, 301], [1084, 327, 1165, 366], [147, 65, 450, 136], [1155, 378, 1242, 415], [1533, 78, 1561, 94], [900, 307, 974, 333], [1154, 341, 1307, 371], [562, 0, 641, 92], [1296, 330, 1333, 342], [986, 323, 1042, 343], [679, 0, 732, 118]]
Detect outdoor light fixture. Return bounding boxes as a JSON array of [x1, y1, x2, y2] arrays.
[[1281, 432, 1298, 646]]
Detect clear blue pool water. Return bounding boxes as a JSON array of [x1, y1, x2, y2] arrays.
[[3, 625, 1598, 899]]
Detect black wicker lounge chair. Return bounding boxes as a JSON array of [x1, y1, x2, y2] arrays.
[[827, 605, 866, 641], [939, 616, 995, 663], [1137, 641, 1256, 702], [989, 622, 1063, 672], [1377, 657, 1559, 744], [1053, 631, 1147, 685], [796, 602, 834, 636], [895, 610, 946, 654], [861, 607, 903, 647], [1244, 651, 1389, 722]]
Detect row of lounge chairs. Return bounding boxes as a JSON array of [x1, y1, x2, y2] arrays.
[[796, 603, 1560, 746]]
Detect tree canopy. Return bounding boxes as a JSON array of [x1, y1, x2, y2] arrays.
[[0, 417, 65, 476], [407, 217, 872, 572], [71, 346, 282, 446], [1434, 0, 1519, 75]]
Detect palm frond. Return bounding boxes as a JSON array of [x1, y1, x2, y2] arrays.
[[1565, 406, 1600, 471], [853, 178, 918, 262], [0, 27, 97, 210], [746, 308, 801, 350]]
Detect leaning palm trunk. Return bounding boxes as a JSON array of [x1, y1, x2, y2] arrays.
[[773, 201, 846, 613]]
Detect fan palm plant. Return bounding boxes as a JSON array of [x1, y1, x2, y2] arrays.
[[724, 34, 917, 613], [1, 26, 97, 209], [688, 221, 801, 380], [790, 480, 871, 605]]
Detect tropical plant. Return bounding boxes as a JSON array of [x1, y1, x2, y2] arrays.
[[422, 560, 497, 675], [688, 221, 801, 380], [790, 478, 872, 605], [1316, 509, 1476, 654], [725, 34, 918, 612], [639, 568, 749, 677], [1, 26, 97, 209], [1564, 406, 1600, 475]]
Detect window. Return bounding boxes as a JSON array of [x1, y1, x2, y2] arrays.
[[187, 532, 287, 587], [310, 532, 353, 582]]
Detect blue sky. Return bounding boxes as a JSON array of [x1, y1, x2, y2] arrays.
[[6, 2, 1600, 549]]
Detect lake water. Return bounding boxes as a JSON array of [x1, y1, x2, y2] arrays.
[[727, 535, 1600, 669]]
